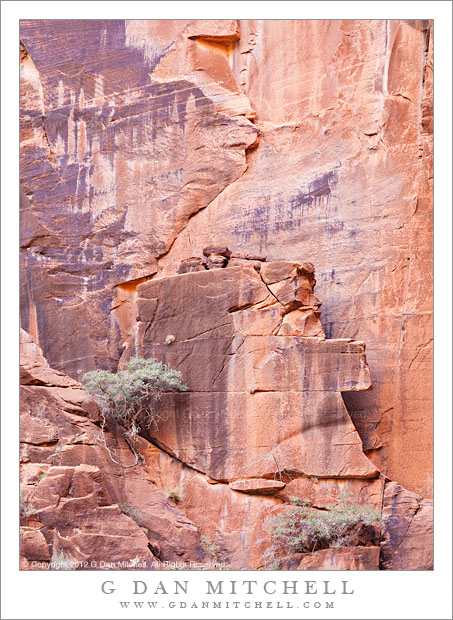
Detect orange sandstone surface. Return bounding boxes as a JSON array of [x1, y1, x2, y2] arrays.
[[20, 20, 433, 570]]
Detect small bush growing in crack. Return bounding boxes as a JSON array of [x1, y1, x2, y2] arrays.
[[20, 489, 38, 518], [267, 492, 382, 560], [82, 356, 188, 468], [118, 502, 149, 524], [200, 535, 220, 565], [50, 551, 76, 571], [163, 484, 185, 503]]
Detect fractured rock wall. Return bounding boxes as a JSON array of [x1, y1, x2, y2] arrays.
[[157, 20, 434, 496], [20, 328, 388, 571], [121, 263, 378, 482], [20, 330, 206, 568], [20, 19, 433, 568]]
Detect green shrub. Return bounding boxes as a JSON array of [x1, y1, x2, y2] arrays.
[[82, 356, 188, 465], [268, 492, 381, 555]]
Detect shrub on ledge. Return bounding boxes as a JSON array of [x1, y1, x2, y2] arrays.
[[268, 491, 382, 556], [82, 356, 188, 466]]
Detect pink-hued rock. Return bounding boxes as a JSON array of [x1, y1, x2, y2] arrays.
[[156, 20, 433, 498], [276, 477, 385, 510], [20, 19, 257, 380], [20, 328, 79, 388], [177, 257, 207, 274], [142, 442, 280, 569], [20, 19, 432, 497], [20, 463, 51, 486], [24, 464, 159, 570], [20, 528, 50, 563]]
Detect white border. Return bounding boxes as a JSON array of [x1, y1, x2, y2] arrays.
[[2, 2, 452, 619]]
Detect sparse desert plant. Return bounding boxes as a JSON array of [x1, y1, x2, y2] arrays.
[[200, 535, 220, 565], [261, 545, 283, 570], [31, 403, 47, 419], [118, 502, 149, 524], [247, 447, 288, 482], [163, 484, 185, 503], [50, 551, 76, 571], [82, 356, 188, 467], [289, 495, 311, 506], [267, 493, 381, 557], [165, 334, 176, 344], [20, 489, 38, 519]]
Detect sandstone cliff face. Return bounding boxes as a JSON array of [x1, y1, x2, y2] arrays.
[[19, 263, 432, 570], [380, 481, 433, 570], [20, 19, 433, 570], [21, 325, 385, 570], [158, 20, 433, 497]]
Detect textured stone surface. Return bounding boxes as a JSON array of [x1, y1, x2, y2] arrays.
[[380, 481, 433, 570], [20, 19, 257, 380], [22, 464, 159, 569], [20, 19, 433, 570], [20, 19, 432, 496], [156, 20, 433, 497], [122, 265, 377, 482], [142, 442, 281, 569], [20, 528, 50, 563], [20, 333, 206, 569]]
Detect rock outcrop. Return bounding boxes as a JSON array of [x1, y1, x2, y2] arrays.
[[20, 331, 206, 569], [157, 20, 434, 498], [142, 442, 280, 569], [20, 19, 258, 379], [20, 19, 433, 570]]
